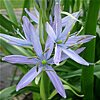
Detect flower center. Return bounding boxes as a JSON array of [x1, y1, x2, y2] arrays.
[[42, 60, 47, 65], [57, 40, 62, 44]]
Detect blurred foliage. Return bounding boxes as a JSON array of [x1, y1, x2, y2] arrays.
[[0, 0, 33, 9]]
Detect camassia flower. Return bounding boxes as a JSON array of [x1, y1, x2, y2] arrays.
[[45, 1, 95, 66], [2, 20, 67, 98]]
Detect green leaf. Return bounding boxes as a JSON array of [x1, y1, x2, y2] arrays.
[[62, 0, 70, 12], [0, 86, 16, 100], [21, 0, 31, 18], [48, 90, 57, 99], [0, 38, 31, 56], [33, 93, 41, 100], [48, 85, 84, 99], [94, 72, 100, 79], [73, 0, 81, 11], [96, 60, 100, 64], [63, 64, 100, 79], [64, 85, 84, 97], [3, 0, 18, 25], [81, 0, 100, 99], [0, 14, 18, 32], [94, 65, 100, 79], [13, 86, 40, 96]]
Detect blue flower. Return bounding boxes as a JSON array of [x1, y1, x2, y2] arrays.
[[2, 20, 66, 98], [45, 1, 95, 65]]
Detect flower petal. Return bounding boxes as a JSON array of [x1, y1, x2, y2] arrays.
[[54, 44, 62, 65], [25, 8, 38, 23], [45, 65, 66, 98], [29, 24, 43, 57], [62, 11, 80, 27], [46, 22, 57, 42], [66, 35, 96, 46], [16, 66, 42, 91], [44, 36, 54, 59], [0, 33, 31, 46], [76, 35, 96, 44], [2, 55, 39, 64], [62, 48, 89, 66], [47, 57, 54, 64], [54, 1, 62, 37], [48, 47, 86, 64], [24, 16, 42, 57], [61, 47, 86, 61], [34, 7, 39, 17], [22, 16, 33, 42], [60, 11, 80, 40]]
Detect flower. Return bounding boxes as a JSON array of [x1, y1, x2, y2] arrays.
[[2, 20, 67, 98], [45, 1, 95, 65]]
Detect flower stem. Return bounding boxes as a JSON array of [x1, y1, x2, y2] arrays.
[[81, 0, 100, 100], [40, 72, 49, 100]]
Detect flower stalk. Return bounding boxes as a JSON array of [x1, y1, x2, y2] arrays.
[[40, 72, 50, 100]]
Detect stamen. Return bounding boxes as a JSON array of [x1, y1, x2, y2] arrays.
[[76, 26, 84, 35], [42, 48, 50, 55], [16, 29, 26, 40], [64, 32, 70, 43]]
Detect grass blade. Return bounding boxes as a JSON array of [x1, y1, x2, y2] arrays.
[[3, 0, 18, 25], [21, 0, 31, 18]]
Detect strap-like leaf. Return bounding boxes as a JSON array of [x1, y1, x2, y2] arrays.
[[3, 0, 18, 25]]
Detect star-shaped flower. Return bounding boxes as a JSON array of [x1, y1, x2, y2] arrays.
[[45, 1, 95, 65], [2, 20, 66, 98]]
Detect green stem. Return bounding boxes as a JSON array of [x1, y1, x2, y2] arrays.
[[40, 72, 49, 100], [81, 0, 100, 100]]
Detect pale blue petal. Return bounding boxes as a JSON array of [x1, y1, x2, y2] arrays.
[[62, 11, 80, 27], [47, 57, 54, 64], [45, 65, 66, 98], [30, 24, 43, 58], [76, 35, 96, 44], [22, 16, 33, 42], [16, 66, 42, 91], [62, 48, 89, 66], [48, 47, 86, 64], [44, 36, 54, 59], [54, 44, 62, 65], [0, 33, 31, 46], [34, 7, 39, 18], [2, 55, 39, 64], [25, 8, 38, 23], [54, 1, 62, 37], [61, 47, 86, 61], [46, 22, 57, 42], [59, 11, 80, 40], [66, 35, 96, 47]]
